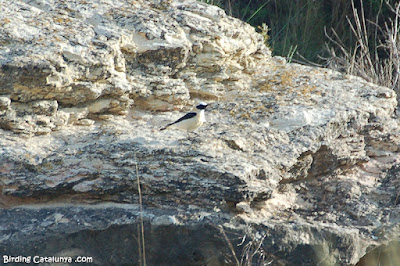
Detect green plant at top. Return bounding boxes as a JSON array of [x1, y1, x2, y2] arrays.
[[198, 0, 398, 66], [257, 23, 270, 48]]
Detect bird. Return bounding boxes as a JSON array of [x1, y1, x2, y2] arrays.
[[160, 102, 208, 131]]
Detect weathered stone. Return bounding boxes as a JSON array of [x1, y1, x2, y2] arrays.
[[1, 0, 400, 265], [0, 96, 10, 111], [0, 0, 271, 134]]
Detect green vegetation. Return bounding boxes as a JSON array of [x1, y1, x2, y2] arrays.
[[199, 0, 400, 93]]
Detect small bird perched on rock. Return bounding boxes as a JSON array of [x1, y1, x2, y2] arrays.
[[160, 102, 208, 131]]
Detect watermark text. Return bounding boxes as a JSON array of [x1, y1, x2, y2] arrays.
[[3, 255, 93, 264]]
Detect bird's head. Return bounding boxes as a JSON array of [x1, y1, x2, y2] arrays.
[[196, 102, 208, 110]]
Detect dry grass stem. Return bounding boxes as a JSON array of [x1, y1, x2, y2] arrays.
[[136, 163, 146, 266], [324, 0, 400, 95]]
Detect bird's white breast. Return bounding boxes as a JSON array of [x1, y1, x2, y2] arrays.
[[170, 110, 205, 131], [198, 110, 205, 125]]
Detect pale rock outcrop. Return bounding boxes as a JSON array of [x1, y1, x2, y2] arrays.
[[0, 0, 269, 134], [1, 0, 400, 265]]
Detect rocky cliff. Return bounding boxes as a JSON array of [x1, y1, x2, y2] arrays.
[[1, 0, 400, 265]]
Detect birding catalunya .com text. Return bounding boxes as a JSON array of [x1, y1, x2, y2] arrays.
[[2, 255, 93, 264]]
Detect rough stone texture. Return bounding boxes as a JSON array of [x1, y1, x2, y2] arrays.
[[1, 0, 400, 265], [0, 0, 269, 135]]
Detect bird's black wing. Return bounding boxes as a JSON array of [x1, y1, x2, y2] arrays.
[[160, 112, 197, 131], [168, 112, 197, 126]]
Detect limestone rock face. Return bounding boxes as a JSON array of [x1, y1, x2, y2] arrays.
[[1, 1, 400, 265], [0, 0, 269, 135]]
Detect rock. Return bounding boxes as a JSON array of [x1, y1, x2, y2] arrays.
[[0, 0, 270, 134], [1, 0, 400, 265], [0, 97, 11, 111]]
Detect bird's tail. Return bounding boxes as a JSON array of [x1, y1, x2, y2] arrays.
[[160, 122, 173, 131]]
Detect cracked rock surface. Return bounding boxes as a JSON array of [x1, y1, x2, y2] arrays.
[[1, 0, 400, 265]]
